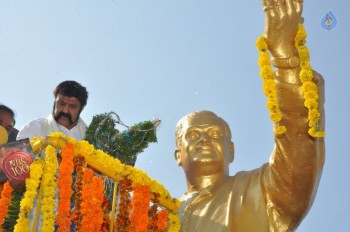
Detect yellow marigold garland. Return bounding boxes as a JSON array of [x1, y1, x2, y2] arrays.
[[40, 145, 58, 232], [295, 23, 325, 137], [56, 143, 75, 232], [31, 132, 178, 205], [256, 36, 286, 135], [168, 213, 181, 232], [14, 158, 45, 232], [256, 23, 325, 137], [0, 181, 13, 229]]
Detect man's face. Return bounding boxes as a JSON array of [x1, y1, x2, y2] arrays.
[[53, 94, 82, 129], [0, 110, 14, 135], [176, 113, 234, 174]]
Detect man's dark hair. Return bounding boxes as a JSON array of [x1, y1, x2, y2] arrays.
[[0, 104, 15, 125], [53, 81, 88, 107]]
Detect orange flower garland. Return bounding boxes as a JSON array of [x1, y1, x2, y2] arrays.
[[0, 181, 13, 229], [157, 210, 169, 232], [80, 168, 104, 232], [130, 184, 151, 232], [56, 143, 75, 232], [116, 178, 132, 232], [147, 194, 160, 231], [71, 156, 85, 231], [100, 196, 111, 232], [25, 132, 181, 231]]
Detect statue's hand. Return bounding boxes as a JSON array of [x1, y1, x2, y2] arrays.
[[262, 0, 303, 58]]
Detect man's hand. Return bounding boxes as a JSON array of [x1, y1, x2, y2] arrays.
[[262, 0, 303, 58]]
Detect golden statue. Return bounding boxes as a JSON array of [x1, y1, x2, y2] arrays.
[[174, 0, 325, 231]]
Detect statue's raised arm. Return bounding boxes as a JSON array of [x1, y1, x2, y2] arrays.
[[174, 1, 325, 231], [261, 0, 325, 230]]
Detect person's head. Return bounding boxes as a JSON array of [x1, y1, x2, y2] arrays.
[[0, 104, 16, 135], [52, 81, 88, 129], [174, 110, 234, 177]]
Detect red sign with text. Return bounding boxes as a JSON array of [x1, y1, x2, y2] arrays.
[[2, 151, 33, 181], [0, 139, 34, 183]]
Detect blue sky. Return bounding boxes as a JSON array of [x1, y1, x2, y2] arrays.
[[1, 1, 349, 231]]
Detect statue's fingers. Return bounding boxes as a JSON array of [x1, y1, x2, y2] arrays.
[[285, 0, 296, 14], [263, 0, 277, 18], [262, 0, 274, 12], [272, 0, 287, 17], [285, 0, 303, 17], [293, 0, 303, 15]]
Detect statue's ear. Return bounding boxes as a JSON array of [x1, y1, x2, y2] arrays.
[[229, 141, 235, 163], [174, 148, 182, 166]]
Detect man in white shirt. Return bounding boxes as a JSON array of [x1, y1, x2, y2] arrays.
[[15, 81, 88, 231], [17, 80, 88, 141]]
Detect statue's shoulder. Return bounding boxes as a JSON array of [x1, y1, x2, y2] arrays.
[[232, 164, 268, 187]]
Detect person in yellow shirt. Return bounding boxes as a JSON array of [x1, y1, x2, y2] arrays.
[[174, 0, 325, 231]]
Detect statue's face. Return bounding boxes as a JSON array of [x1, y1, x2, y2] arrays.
[[176, 113, 234, 174]]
